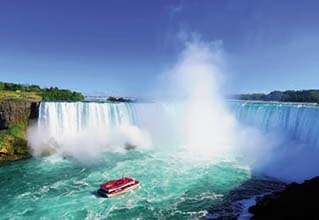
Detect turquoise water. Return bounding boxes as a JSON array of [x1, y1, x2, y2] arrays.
[[0, 148, 254, 220], [4, 101, 316, 219]]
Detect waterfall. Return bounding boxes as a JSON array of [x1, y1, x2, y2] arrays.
[[30, 100, 319, 179], [229, 101, 319, 181], [29, 101, 150, 158], [35, 101, 319, 151], [231, 102, 319, 150], [38, 102, 137, 139]]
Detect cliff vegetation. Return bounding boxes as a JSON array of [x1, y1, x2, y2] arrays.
[[0, 122, 30, 161], [0, 82, 84, 101], [234, 90, 319, 103]]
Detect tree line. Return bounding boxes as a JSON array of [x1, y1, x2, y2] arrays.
[[234, 90, 319, 103]]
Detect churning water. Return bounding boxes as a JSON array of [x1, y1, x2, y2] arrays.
[[1, 101, 318, 219]]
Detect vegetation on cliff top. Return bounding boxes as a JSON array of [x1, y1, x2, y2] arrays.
[[0, 91, 42, 101], [40, 87, 84, 101], [234, 90, 319, 103], [0, 82, 84, 101], [0, 122, 30, 161]]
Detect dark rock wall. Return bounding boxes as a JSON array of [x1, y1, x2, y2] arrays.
[[0, 99, 40, 129], [249, 177, 319, 219]]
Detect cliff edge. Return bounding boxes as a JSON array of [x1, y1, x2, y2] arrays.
[[0, 99, 40, 161]]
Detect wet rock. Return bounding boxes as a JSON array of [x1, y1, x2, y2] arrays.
[[249, 176, 319, 219], [124, 142, 137, 150]]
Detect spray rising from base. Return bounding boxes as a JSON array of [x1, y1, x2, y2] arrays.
[[27, 38, 319, 181]]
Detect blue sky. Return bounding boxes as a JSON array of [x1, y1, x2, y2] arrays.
[[0, 0, 319, 97]]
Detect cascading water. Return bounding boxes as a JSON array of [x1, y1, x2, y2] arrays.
[[231, 102, 319, 149], [37, 102, 137, 139], [229, 101, 319, 181], [29, 102, 151, 159], [35, 101, 319, 157]]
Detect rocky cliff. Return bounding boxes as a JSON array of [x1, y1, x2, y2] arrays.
[[249, 176, 319, 219], [0, 99, 39, 129], [0, 99, 40, 161]]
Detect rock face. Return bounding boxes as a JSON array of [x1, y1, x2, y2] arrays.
[[0, 99, 39, 130], [249, 176, 319, 219], [0, 99, 40, 161]]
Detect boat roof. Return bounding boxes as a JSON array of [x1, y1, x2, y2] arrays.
[[100, 177, 136, 190]]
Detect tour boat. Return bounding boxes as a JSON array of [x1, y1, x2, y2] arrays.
[[97, 177, 140, 197]]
